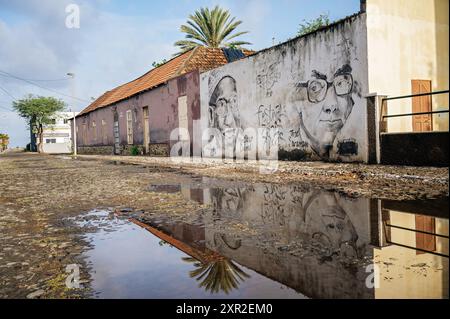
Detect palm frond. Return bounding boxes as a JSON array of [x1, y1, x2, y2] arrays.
[[174, 6, 250, 55]]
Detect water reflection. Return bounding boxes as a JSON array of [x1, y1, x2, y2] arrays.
[[146, 178, 449, 299], [82, 211, 302, 299], [183, 257, 250, 294]]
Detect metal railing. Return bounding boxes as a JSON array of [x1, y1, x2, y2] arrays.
[[380, 90, 449, 133], [383, 221, 449, 258]]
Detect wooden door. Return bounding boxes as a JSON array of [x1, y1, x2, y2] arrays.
[[415, 214, 436, 254], [143, 107, 150, 154], [411, 80, 432, 132]]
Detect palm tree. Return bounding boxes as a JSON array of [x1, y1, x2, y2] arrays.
[[174, 6, 251, 55], [182, 256, 250, 294]]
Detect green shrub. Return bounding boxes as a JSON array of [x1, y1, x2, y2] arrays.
[[130, 145, 140, 156]]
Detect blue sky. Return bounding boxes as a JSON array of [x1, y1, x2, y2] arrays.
[[0, 0, 360, 147]]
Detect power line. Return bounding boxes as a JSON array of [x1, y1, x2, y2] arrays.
[[13, 77, 70, 82], [0, 105, 12, 112], [0, 84, 16, 100], [0, 71, 70, 82], [0, 70, 89, 103]]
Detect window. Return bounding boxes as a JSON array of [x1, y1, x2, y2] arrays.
[[63, 119, 69, 124], [45, 139, 56, 144], [49, 119, 56, 125], [126, 110, 133, 144], [92, 121, 97, 141]]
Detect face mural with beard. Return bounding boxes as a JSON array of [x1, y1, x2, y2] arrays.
[[297, 64, 355, 160]]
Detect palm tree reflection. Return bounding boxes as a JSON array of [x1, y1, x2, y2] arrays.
[[182, 256, 250, 294]]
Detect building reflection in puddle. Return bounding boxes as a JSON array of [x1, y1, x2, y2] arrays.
[[145, 177, 449, 299], [129, 218, 252, 295]]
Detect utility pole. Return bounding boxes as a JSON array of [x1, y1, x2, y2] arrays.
[[67, 73, 77, 156]]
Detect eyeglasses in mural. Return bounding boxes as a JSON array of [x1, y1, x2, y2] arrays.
[[296, 64, 357, 159]]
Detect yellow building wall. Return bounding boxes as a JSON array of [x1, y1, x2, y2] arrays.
[[374, 211, 449, 299], [366, 0, 449, 132]]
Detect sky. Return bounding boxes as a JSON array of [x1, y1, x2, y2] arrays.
[[0, 0, 360, 147]]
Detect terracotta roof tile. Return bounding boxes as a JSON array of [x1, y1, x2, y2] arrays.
[[78, 47, 253, 117]]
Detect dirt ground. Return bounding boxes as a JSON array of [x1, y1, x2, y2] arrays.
[[79, 154, 449, 200], [0, 151, 448, 298]]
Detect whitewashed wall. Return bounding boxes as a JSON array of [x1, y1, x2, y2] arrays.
[[200, 14, 369, 162]]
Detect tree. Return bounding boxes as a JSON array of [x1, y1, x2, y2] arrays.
[[298, 13, 331, 36], [182, 256, 250, 294], [0, 133, 9, 152], [152, 59, 167, 68], [13, 95, 66, 153], [174, 6, 251, 55]]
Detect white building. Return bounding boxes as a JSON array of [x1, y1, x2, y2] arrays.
[[40, 112, 78, 154]]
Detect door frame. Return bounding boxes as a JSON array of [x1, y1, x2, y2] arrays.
[[411, 79, 433, 132]]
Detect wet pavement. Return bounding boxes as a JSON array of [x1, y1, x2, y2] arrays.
[[79, 177, 449, 299], [0, 152, 448, 299]]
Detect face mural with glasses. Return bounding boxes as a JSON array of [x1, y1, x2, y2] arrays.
[[297, 64, 355, 159], [201, 16, 368, 162]]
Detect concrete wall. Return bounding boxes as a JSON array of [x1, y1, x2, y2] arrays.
[[366, 0, 449, 132], [41, 112, 76, 154], [42, 143, 72, 154], [200, 14, 369, 162], [75, 71, 200, 156], [380, 131, 449, 166]]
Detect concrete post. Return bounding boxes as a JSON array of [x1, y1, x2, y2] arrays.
[[365, 94, 387, 164]]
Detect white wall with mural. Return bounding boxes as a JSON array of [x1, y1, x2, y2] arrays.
[[200, 14, 369, 162]]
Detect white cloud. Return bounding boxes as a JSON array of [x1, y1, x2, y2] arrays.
[[0, 0, 186, 146]]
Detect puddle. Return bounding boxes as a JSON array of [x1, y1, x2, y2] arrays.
[[80, 210, 304, 299], [79, 177, 449, 299]]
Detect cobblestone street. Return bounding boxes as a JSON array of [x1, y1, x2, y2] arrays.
[[0, 151, 448, 298]]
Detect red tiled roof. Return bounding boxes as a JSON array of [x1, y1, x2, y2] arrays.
[[78, 47, 253, 117]]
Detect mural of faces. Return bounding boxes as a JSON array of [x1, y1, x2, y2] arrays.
[[303, 191, 359, 259], [210, 187, 249, 220], [207, 183, 361, 260], [297, 64, 355, 159], [208, 76, 240, 133]]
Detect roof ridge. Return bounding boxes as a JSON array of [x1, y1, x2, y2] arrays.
[[77, 46, 253, 117], [123, 48, 195, 85]]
